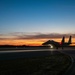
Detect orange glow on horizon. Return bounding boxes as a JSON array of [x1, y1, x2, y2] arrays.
[[0, 38, 75, 46]]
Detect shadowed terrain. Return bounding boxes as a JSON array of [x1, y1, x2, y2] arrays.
[[0, 51, 71, 75]]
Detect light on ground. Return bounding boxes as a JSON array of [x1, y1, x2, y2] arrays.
[[48, 44, 54, 49]]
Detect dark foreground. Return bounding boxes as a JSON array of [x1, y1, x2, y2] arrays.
[[0, 50, 71, 75]]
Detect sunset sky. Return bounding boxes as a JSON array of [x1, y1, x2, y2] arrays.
[[0, 0, 75, 46]]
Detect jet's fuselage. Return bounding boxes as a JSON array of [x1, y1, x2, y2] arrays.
[[42, 36, 72, 48]]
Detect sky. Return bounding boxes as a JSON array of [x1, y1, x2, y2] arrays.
[[0, 0, 75, 46]]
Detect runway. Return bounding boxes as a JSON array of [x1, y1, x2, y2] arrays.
[[0, 48, 75, 60], [0, 49, 55, 53], [0, 47, 75, 53], [0, 49, 59, 60], [59, 49, 75, 75], [0, 48, 75, 75]]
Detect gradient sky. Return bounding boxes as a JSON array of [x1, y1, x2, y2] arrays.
[[0, 0, 75, 45]]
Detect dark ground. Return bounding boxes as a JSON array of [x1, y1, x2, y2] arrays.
[[0, 49, 72, 75]]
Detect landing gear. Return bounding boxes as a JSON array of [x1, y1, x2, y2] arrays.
[[56, 47, 58, 49], [62, 46, 64, 49]]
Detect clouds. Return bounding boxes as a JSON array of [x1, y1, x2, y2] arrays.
[[0, 32, 75, 40], [0, 32, 75, 46]]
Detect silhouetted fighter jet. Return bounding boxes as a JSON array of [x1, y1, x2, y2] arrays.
[[42, 36, 72, 49]]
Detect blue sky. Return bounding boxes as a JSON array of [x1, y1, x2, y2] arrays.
[[0, 0, 75, 34]]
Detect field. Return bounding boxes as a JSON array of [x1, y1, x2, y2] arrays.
[[0, 52, 71, 75]]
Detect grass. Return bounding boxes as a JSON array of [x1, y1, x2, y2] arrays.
[[0, 53, 71, 75]]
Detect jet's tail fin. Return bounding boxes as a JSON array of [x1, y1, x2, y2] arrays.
[[61, 36, 65, 44], [68, 36, 72, 44]]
